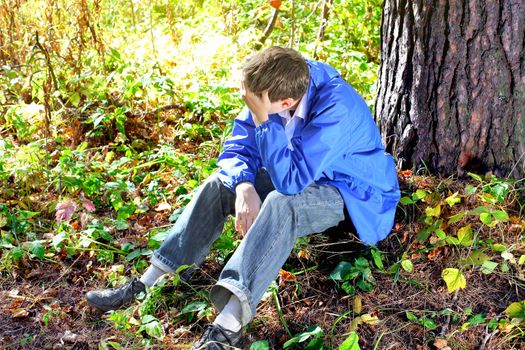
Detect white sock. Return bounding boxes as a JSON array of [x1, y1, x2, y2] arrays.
[[214, 294, 243, 332], [139, 264, 167, 287]]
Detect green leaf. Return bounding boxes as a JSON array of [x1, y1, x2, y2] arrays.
[[137, 319, 164, 340], [283, 326, 323, 348], [148, 230, 169, 249], [435, 228, 447, 240], [468, 172, 483, 182], [445, 192, 461, 207], [113, 219, 129, 230], [354, 257, 369, 269], [330, 261, 353, 281], [420, 317, 438, 330], [141, 314, 157, 324], [492, 210, 509, 222], [213, 233, 235, 252], [370, 248, 384, 270], [412, 189, 428, 201], [445, 236, 459, 245], [456, 225, 472, 246], [465, 184, 477, 195], [487, 318, 499, 330], [481, 192, 498, 205], [466, 313, 486, 325], [518, 255, 525, 265], [117, 204, 136, 220], [125, 249, 152, 261], [356, 280, 373, 292], [441, 268, 466, 292], [30, 241, 46, 260], [406, 311, 418, 321], [504, 301, 525, 319], [439, 308, 454, 316], [9, 247, 22, 261], [399, 197, 414, 205], [425, 204, 441, 218], [491, 243, 507, 252], [69, 92, 81, 107], [464, 251, 490, 266], [250, 340, 270, 350], [338, 331, 360, 350], [180, 301, 207, 314], [492, 183, 509, 203], [448, 212, 465, 224], [417, 227, 432, 242], [480, 261, 498, 274], [305, 337, 324, 350], [52, 232, 67, 250], [470, 206, 490, 215], [479, 212, 493, 225], [387, 262, 400, 275], [341, 282, 356, 295], [401, 259, 413, 273]]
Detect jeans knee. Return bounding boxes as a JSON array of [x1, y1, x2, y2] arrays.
[[262, 190, 293, 213], [201, 172, 226, 192]]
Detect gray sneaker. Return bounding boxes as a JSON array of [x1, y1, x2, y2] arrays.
[[191, 324, 242, 350], [85, 278, 146, 312]]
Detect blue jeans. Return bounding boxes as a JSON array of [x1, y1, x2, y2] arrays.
[[151, 170, 345, 325]]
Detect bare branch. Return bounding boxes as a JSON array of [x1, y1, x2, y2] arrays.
[[255, 8, 280, 50]]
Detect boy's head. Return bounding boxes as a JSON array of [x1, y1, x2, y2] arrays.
[[243, 46, 309, 103]]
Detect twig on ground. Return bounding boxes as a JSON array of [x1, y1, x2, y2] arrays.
[[479, 327, 499, 350], [439, 289, 459, 337]]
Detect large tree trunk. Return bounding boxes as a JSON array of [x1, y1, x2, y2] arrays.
[[375, 0, 525, 179]]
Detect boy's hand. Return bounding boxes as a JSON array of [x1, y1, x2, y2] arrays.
[[235, 182, 262, 236], [241, 78, 271, 125]]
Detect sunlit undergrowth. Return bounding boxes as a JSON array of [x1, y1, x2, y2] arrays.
[[1, 0, 524, 349]]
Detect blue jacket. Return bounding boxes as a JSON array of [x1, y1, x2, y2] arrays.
[[217, 60, 400, 245]]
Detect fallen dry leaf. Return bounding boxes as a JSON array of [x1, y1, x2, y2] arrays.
[[434, 338, 448, 349], [70, 220, 81, 230], [80, 212, 89, 228], [61, 330, 82, 343], [427, 247, 443, 260], [11, 308, 29, 318], [55, 199, 77, 223], [297, 249, 311, 261], [279, 269, 296, 285], [353, 296, 362, 314], [82, 197, 96, 212], [155, 202, 172, 212]]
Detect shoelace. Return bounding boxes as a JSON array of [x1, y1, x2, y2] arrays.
[[203, 324, 233, 347]]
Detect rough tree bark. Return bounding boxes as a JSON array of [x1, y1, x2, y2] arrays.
[[374, 0, 525, 179]]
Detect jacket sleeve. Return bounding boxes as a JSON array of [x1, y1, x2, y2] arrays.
[[217, 108, 262, 191], [254, 81, 361, 195]]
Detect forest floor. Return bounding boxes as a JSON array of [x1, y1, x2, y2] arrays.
[[7, 1, 523, 348], [1, 169, 524, 350]]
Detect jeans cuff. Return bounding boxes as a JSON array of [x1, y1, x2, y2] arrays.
[[151, 251, 179, 274], [210, 279, 255, 326]]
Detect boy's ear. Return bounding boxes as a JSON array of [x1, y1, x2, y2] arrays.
[[281, 97, 297, 109]]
